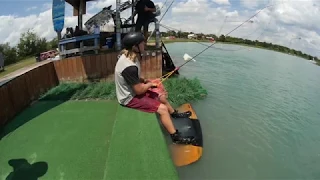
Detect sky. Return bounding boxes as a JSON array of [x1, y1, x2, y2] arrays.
[[0, 0, 320, 57]]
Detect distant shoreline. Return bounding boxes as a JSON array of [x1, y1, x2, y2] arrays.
[[151, 38, 319, 66]]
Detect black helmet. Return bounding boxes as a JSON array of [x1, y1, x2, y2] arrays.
[[122, 32, 145, 49]]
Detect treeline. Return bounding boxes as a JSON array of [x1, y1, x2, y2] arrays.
[[0, 30, 58, 66], [161, 30, 319, 63], [1, 29, 319, 67]]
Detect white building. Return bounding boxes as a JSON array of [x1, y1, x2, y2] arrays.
[[187, 34, 197, 39]]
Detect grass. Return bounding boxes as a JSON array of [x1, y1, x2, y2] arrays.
[[39, 77, 208, 107], [0, 57, 36, 78]]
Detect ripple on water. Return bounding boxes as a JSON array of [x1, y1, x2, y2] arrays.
[[166, 43, 320, 180]]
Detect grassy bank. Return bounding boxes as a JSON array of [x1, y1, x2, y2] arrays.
[[40, 77, 208, 107], [0, 57, 36, 78]]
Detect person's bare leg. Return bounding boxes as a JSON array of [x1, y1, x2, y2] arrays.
[[157, 103, 195, 144], [159, 95, 175, 114], [158, 94, 192, 118], [157, 104, 176, 134]]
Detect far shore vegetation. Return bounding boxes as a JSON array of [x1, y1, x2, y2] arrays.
[[0, 29, 319, 77], [151, 31, 319, 65]]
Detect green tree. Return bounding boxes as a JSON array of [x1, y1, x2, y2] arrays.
[[16, 30, 49, 58], [49, 37, 59, 49], [219, 34, 225, 42], [0, 43, 18, 65]]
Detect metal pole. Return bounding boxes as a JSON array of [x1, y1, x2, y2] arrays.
[[131, 0, 134, 25], [154, 19, 160, 48], [116, 0, 121, 50], [78, 0, 83, 30]]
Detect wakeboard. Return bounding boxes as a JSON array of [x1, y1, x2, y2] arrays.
[[168, 103, 203, 167]]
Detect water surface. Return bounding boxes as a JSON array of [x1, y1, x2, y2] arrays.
[[166, 42, 320, 179]]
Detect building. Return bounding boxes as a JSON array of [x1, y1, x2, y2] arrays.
[[187, 34, 197, 39]]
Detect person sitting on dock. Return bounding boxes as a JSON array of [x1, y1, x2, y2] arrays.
[[114, 32, 195, 144], [135, 0, 156, 42]]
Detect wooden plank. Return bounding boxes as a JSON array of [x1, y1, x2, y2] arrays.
[[156, 51, 162, 78], [67, 57, 74, 80], [7, 76, 30, 116], [50, 62, 59, 87], [80, 56, 88, 81], [47, 63, 58, 88], [141, 54, 146, 79], [101, 54, 108, 78], [75, 56, 85, 82], [60, 59, 66, 81], [152, 52, 157, 78], [106, 53, 113, 78], [72, 57, 79, 80], [108, 52, 118, 80], [146, 52, 152, 79], [90, 54, 97, 79], [25, 68, 38, 101], [82, 55, 91, 80], [53, 60, 62, 81], [39, 64, 50, 95], [95, 54, 102, 79], [0, 85, 15, 126], [112, 52, 118, 73]]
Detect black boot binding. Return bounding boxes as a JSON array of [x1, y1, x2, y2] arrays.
[[171, 110, 192, 118], [171, 130, 195, 145]]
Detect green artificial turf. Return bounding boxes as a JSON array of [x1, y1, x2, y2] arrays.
[[0, 100, 118, 180], [104, 105, 179, 180], [0, 100, 179, 180]]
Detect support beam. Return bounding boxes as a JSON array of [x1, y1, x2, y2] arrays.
[[131, 0, 135, 25], [115, 0, 121, 50], [78, 0, 84, 30]]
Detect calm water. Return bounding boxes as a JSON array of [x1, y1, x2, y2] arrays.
[[166, 42, 320, 179]]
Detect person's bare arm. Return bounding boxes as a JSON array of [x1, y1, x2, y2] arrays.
[[132, 82, 154, 95], [122, 66, 155, 95]]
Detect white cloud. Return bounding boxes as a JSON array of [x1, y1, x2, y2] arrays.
[[162, 0, 320, 57], [212, 0, 230, 5], [88, 0, 115, 11], [172, 0, 209, 15], [240, 0, 269, 9], [0, 0, 320, 57]]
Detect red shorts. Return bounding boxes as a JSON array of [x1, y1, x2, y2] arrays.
[[125, 90, 161, 113]]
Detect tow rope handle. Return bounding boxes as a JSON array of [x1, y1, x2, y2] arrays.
[[156, 67, 180, 86]]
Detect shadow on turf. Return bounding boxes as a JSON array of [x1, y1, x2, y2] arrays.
[[0, 101, 65, 140], [0, 83, 87, 140], [5, 158, 48, 180]]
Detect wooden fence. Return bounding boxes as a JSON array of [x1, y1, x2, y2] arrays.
[[54, 50, 163, 82], [0, 62, 58, 126]]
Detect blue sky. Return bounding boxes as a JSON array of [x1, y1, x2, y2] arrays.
[[0, 0, 51, 16], [0, 0, 319, 57]]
